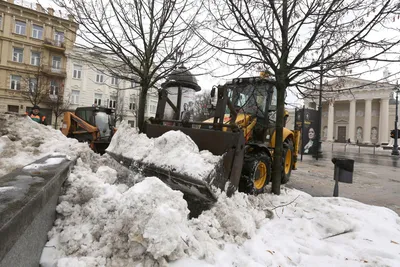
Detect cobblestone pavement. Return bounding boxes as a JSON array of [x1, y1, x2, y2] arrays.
[[288, 155, 400, 215]]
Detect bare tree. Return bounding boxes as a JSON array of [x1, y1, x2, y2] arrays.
[[205, 0, 400, 194], [55, 0, 214, 131], [20, 54, 51, 107], [46, 85, 71, 129]]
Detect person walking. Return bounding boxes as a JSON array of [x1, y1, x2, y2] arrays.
[[27, 105, 47, 125]]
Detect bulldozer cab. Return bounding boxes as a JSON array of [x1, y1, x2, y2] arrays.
[[75, 106, 115, 140], [224, 77, 277, 128]]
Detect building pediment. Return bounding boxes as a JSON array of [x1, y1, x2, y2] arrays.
[[335, 119, 348, 124]]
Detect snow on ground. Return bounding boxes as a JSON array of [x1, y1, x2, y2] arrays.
[[2, 114, 399, 267], [40, 159, 400, 267], [0, 113, 90, 177], [107, 121, 221, 180]]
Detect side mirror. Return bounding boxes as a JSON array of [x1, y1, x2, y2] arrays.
[[211, 86, 216, 98]]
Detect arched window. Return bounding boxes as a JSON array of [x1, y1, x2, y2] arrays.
[[356, 127, 363, 143], [371, 127, 378, 143]]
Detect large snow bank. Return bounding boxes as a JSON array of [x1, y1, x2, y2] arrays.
[[106, 121, 221, 180], [4, 113, 399, 266], [41, 157, 400, 267], [41, 159, 196, 266], [0, 113, 90, 177]]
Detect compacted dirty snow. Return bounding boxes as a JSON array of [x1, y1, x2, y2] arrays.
[[1, 114, 399, 267], [107, 121, 221, 180], [0, 113, 89, 177]]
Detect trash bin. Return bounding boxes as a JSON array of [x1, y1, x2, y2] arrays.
[[331, 157, 354, 183], [331, 158, 354, 197]]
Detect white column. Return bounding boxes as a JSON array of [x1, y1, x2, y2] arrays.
[[327, 101, 334, 142], [363, 99, 372, 144], [379, 98, 389, 145], [349, 99, 356, 143]]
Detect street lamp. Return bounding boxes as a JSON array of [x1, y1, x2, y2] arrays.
[[392, 84, 400, 156]]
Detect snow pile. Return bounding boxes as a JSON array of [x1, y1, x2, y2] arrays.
[[42, 159, 400, 267], [41, 159, 197, 266], [107, 121, 221, 180], [174, 190, 400, 267], [40, 157, 271, 266], [4, 113, 398, 266], [0, 113, 90, 177]]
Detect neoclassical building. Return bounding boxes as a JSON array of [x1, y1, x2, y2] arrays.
[[304, 77, 398, 145]]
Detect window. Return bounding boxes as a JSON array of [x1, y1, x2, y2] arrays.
[[15, 21, 26, 35], [50, 80, 59, 95], [149, 101, 157, 113], [32, 25, 43, 39], [54, 31, 64, 45], [31, 51, 41, 66], [52, 56, 61, 69], [0, 16, 2, 29], [96, 72, 104, 83], [13, 48, 23, 63], [111, 76, 118, 85], [29, 78, 37, 93], [94, 93, 102, 105], [10, 75, 21, 90], [109, 96, 117, 108], [129, 96, 136, 110], [73, 64, 82, 79], [8, 105, 19, 113], [71, 90, 80, 104]]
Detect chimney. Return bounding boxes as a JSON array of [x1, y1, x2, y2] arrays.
[[47, 7, 54, 16], [68, 14, 74, 22]]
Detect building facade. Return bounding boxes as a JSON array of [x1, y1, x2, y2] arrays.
[[0, 0, 78, 126], [64, 46, 158, 127], [305, 77, 398, 145]]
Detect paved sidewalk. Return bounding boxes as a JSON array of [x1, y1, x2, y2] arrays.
[[288, 156, 400, 215]]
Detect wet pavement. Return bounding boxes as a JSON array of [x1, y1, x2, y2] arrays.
[[322, 151, 400, 168], [288, 154, 400, 215]]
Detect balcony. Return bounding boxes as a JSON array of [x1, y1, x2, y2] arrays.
[[41, 66, 67, 77], [43, 38, 66, 52]]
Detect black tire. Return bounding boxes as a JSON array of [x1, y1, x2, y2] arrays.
[[239, 152, 272, 194], [281, 139, 294, 184]]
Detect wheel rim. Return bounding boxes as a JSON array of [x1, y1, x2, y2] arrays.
[[254, 162, 267, 189], [284, 149, 292, 174]]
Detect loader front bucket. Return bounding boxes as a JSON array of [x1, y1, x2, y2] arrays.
[[107, 123, 246, 207]]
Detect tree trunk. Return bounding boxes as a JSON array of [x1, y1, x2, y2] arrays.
[[137, 87, 148, 133], [54, 114, 58, 129], [271, 79, 287, 195]]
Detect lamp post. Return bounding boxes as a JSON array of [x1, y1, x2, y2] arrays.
[[392, 84, 399, 156], [313, 42, 324, 160]]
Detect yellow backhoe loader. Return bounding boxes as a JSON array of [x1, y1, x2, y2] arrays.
[[108, 75, 300, 211], [61, 106, 116, 154]]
